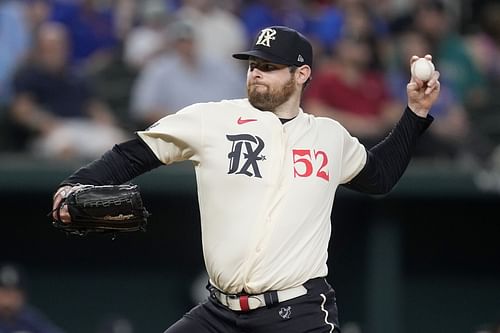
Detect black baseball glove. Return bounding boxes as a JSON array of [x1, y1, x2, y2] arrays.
[[51, 184, 150, 236]]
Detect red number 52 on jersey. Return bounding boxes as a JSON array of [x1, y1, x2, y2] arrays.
[[292, 149, 330, 181]]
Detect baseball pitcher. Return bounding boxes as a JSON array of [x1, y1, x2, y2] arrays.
[[52, 26, 440, 332]]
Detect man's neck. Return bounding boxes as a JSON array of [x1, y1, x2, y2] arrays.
[[272, 93, 301, 120]]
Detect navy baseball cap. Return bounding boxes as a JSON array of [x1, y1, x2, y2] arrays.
[[233, 26, 313, 68]]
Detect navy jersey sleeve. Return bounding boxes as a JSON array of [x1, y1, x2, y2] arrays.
[[343, 107, 433, 194]]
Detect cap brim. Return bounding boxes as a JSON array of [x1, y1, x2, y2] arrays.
[[232, 50, 291, 66]]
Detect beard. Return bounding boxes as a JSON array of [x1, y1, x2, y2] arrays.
[[247, 75, 296, 111]]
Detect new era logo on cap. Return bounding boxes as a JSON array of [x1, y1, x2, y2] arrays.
[[233, 26, 313, 68]]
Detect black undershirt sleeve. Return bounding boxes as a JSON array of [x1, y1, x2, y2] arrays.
[[60, 136, 163, 187], [343, 106, 433, 195]]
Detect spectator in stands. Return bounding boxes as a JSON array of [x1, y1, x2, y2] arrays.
[[176, 0, 247, 62], [130, 20, 245, 129], [49, 0, 119, 71], [87, 42, 139, 132], [239, 0, 306, 41], [338, 0, 389, 69], [0, 263, 66, 333], [123, 0, 171, 70], [10, 22, 127, 160], [302, 0, 343, 57], [303, 0, 390, 58], [0, 0, 50, 106], [303, 32, 401, 148]]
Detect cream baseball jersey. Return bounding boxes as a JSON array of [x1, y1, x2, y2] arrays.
[[137, 98, 367, 294]]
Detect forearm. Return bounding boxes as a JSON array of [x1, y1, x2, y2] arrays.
[[344, 106, 433, 194], [60, 137, 163, 186]]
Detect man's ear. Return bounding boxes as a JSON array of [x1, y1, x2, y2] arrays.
[[296, 65, 312, 85]]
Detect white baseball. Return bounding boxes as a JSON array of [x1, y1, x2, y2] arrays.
[[411, 57, 435, 81]]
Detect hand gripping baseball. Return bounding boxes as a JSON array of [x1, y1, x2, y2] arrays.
[[407, 54, 441, 117]]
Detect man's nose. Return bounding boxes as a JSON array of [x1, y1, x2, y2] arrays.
[[249, 67, 263, 79]]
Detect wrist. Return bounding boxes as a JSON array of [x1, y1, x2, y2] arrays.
[[407, 104, 429, 118]]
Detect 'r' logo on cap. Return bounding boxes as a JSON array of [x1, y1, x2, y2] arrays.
[[255, 28, 276, 47]]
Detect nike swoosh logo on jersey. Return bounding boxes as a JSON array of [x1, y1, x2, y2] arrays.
[[237, 117, 257, 125]]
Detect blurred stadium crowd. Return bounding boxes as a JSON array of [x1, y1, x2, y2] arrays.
[[0, 1, 499, 332], [0, 0, 498, 167]]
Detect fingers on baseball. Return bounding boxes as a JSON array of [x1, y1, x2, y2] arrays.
[[409, 76, 426, 91], [425, 70, 441, 95], [407, 81, 418, 92], [410, 54, 433, 65]]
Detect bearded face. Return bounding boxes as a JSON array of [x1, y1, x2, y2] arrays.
[[247, 71, 297, 111]]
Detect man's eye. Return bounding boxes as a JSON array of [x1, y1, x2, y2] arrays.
[[249, 63, 277, 72], [262, 64, 276, 71]]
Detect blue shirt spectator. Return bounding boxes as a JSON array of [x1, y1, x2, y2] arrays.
[[131, 20, 245, 128], [0, 0, 31, 105], [239, 0, 306, 41], [10, 22, 127, 159], [13, 64, 93, 119], [303, 2, 344, 52], [49, 0, 118, 67]]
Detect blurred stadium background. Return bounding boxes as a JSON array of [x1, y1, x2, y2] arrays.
[[0, 0, 499, 332]]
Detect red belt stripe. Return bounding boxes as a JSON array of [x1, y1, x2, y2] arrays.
[[239, 295, 250, 312]]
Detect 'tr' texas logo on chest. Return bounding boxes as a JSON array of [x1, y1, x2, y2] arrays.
[[226, 134, 266, 178]]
